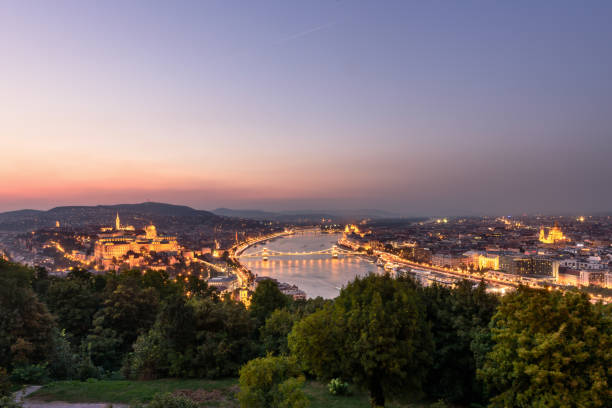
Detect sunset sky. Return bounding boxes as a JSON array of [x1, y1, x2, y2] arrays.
[[2, 1, 612, 215]]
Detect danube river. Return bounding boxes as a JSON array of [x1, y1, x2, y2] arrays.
[[239, 230, 378, 298]]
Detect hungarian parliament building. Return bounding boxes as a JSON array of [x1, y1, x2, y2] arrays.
[[94, 213, 179, 266]]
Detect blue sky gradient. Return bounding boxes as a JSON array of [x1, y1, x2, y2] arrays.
[[1, 1, 611, 215]]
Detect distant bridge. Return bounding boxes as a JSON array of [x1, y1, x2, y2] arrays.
[[194, 258, 228, 273], [240, 245, 358, 259]]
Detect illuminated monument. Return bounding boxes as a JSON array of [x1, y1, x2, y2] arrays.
[[344, 224, 361, 234], [539, 222, 568, 244], [115, 213, 135, 231], [94, 214, 178, 265]]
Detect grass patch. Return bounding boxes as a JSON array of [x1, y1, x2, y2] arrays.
[[304, 381, 425, 408], [30, 378, 238, 404], [30, 378, 426, 407]]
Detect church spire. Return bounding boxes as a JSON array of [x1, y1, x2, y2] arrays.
[[115, 213, 121, 230]]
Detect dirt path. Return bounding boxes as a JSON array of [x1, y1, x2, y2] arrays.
[[14, 385, 128, 408], [14, 386, 42, 402]]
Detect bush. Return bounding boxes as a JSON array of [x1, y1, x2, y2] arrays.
[[327, 378, 349, 395], [238, 355, 307, 408], [102, 370, 124, 381], [122, 328, 166, 380], [77, 343, 103, 381], [9, 363, 49, 384], [146, 392, 198, 408], [0, 396, 22, 408]]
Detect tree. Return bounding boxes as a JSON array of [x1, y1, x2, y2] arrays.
[[0, 261, 54, 369], [48, 329, 79, 380], [175, 298, 259, 378], [479, 287, 612, 407], [45, 277, 100, 343], [237, 355, 307, 408], [250, 280, 291, 327], [86, 283, 159, 370], [421, 280, 499, 404], [289, 296, 331, 320], [260, 309, 296, 356], [122, 326, 167, 380], [141, 269, 177, 298], [182, 275, 218, 300], [85, 326, 122, 372], [158, 294, 197, 352], [123, 293, 195, 379], [289, 274, 432, 407], [125, 296, 259, 379]]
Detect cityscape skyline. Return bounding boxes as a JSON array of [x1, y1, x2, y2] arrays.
[[2, 1, 612, 214]]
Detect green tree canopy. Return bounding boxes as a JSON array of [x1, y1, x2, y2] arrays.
[[45, 276, 101, 343], [289, 274, 432, 407], [0, 260, 54, 369], [173, 297, 258, 378], [260, 308, 296, 356], [87, 283, 159, 370], [250, 279, 291, 327], [237, 355, 307, 408], [125, 295, 259, 379], [479, 287, 612, 408], [421, 280, 499, 404]]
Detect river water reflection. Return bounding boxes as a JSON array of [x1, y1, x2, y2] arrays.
[[239, 230, 379, 298]]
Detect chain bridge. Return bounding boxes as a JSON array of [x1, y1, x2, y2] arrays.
[[240, 245, 358, 259]]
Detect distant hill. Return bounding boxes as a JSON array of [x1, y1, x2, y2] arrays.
[[212, 208, 280, 220], [0, 209, 44, 218], [47, 202, 210, 218], [0, 202, 221, 232], [0, 202, 404, 232], [211, 208, 400, 222]]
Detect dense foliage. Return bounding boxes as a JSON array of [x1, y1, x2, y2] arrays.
[[0, 260, 196, 377], [1, 258, 611, 408], [125, 295, 259, 379], [249, 279, 291, 326], [259, 309, 296, 356], [238, 355, 307, 408], [290, 274, 433, 407], [44, 271, 101, 343], [422, 280, 499, 404], [479, 287, 612, 407], [0, 261, 54, 369]]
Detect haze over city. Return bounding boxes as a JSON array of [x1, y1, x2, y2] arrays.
[[2, 0, 612, 214]]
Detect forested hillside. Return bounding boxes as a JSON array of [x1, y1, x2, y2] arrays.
[[1, 259, 610, 407]]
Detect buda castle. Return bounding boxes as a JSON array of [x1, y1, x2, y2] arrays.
[[94, 213, 179, 265]]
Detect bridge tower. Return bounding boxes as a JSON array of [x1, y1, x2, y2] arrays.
[[262, 248, 269, 261], [331, 245, 339, 258]]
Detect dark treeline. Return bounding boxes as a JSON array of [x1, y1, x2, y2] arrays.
[[0, 258, 610, 407]]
